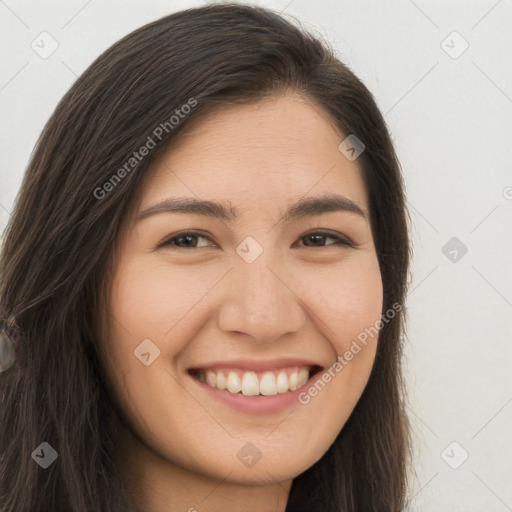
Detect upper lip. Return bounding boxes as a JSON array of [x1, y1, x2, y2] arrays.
[[188, 358, 324, 373]]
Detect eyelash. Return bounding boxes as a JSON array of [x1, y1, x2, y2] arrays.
[[158, 230, 354, 250]]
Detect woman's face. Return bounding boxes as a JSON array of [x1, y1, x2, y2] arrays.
[[101, 92, 383, 493]]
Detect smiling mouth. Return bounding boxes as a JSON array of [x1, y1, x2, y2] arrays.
[[188, 366, 323, 396]]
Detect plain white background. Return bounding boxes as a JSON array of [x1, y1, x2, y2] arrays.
[[1, 0, 511, 510]]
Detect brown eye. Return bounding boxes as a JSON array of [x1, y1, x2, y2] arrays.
[[159, 231, 215, 249], [297, 232, 353, 248]]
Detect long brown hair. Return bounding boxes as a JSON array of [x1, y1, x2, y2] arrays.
[[0, 4, 411, 511]]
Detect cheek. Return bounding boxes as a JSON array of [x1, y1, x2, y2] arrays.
[[107, 259, 221, 346], [298, 254, 384, 350], [291, 257, 383, 450]]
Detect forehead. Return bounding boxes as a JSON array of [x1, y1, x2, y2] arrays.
[[138, 92, 369, 216]]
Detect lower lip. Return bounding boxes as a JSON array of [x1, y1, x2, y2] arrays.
[[189, 372, 319, 414]]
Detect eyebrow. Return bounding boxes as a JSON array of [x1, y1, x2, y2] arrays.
[[136, 193, 368, 224]]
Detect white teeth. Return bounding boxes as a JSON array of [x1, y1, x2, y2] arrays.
[[298, 368, 309, 388], [288, 372, 298, 391], [196, 366, 313, 396], [216, 371, 226, 390], [226, 371, 241, 393], [206, 370, 216, 387], [259, 372, 278, 396], [241, 371, 259, 396], [276, 371, 289, 394]]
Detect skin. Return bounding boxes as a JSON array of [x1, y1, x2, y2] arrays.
[[99, 92, 383, 512]]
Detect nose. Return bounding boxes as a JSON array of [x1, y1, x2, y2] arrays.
[[217, 254, 306, 343]]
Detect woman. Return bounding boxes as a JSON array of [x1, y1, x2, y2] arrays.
[[0, 4, 412, 511]]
